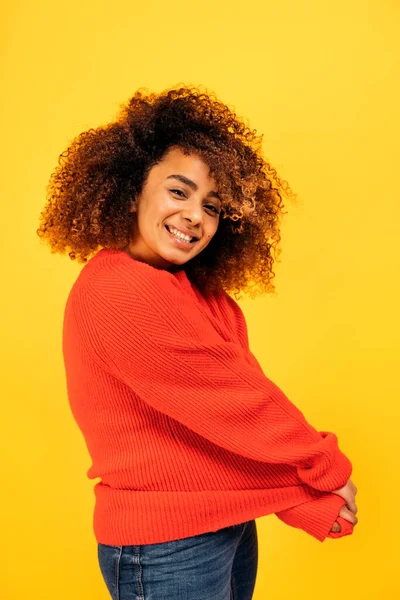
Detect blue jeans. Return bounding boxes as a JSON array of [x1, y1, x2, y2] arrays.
[[97, 520, 258, 600]]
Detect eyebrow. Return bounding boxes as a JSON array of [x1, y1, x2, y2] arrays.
[[166, 174, 221, 201]]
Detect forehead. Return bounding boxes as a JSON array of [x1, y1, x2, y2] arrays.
[[154, 147, 216, 184]]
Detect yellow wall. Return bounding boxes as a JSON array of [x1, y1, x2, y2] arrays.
[[2, 1, 398, 598]]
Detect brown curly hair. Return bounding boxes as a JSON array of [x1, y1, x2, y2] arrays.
[[37, 84, 297, 299]]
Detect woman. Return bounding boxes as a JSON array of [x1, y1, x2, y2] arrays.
[[37, 85, 358, 600]]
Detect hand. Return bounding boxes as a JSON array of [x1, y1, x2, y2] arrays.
[[330, 478, 358, 533]]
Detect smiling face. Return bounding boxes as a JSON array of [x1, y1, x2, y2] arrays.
[[122, 146, 221, 270]]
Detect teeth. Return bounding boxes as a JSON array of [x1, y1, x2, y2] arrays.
[[168, 226, 193, 242]]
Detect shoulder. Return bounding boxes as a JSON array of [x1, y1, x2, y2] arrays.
[[214, 289, 250, 348], [68, 249, 195, 322], [72, 249, 175, 300], [217, 288, 247, 322]]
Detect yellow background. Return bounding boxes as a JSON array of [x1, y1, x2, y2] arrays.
[[2, 1, 399, 598]]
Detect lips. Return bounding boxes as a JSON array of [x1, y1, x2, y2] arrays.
[[165, 225, 199, 242]]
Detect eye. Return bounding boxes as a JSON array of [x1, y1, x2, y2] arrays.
[[170, 190, 220, 215], [205, 205, 220, 215], [170, 189, 186, 198]]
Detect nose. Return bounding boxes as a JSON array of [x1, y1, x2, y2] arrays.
[[181, 199, 204, 226]]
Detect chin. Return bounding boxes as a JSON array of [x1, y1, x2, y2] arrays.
[[154, 252, 184, 268]]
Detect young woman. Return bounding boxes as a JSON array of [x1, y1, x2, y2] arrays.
[[37, 85, 358, 600]]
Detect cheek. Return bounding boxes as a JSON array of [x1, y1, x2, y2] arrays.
[[161, 196, 180, 215], [208, 221, 220, 239], [203, 228, 217, 245]]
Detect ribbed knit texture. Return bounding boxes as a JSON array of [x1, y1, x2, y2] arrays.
[[62, 248, 354, 545]]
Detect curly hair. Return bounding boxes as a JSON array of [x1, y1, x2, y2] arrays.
[[37, 84, 297, 299]]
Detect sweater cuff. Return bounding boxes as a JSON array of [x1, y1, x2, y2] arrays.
[[275, 494, 354, 542], [297, 432, 353, 492]]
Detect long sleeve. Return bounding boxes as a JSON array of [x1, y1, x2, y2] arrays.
[[72, 261, 352, 493], [275, 495, 354, 541], [218, 291, 355, 541]]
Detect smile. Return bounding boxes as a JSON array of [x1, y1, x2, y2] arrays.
[[165, 225, 198, 248]]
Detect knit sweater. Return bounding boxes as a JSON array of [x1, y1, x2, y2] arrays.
[[62, 248, 354, 545]]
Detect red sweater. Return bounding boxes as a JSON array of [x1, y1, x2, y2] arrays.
[[62, 248, 354, 545]]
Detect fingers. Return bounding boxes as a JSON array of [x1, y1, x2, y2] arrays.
[[346, 498, 358, 515], [330, 479, 359, 534], [349, 481, 358, 513], [339, 505, 358, 526], [332, 479, 358, 515], [330, 521, 341, 533]]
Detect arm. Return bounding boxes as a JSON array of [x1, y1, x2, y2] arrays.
[[221, 291, 355, 540], [72, 265, 352, 492], [219, 290, 353, 493]]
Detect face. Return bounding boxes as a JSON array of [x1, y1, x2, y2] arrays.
[[123, 146, 221, 270]]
